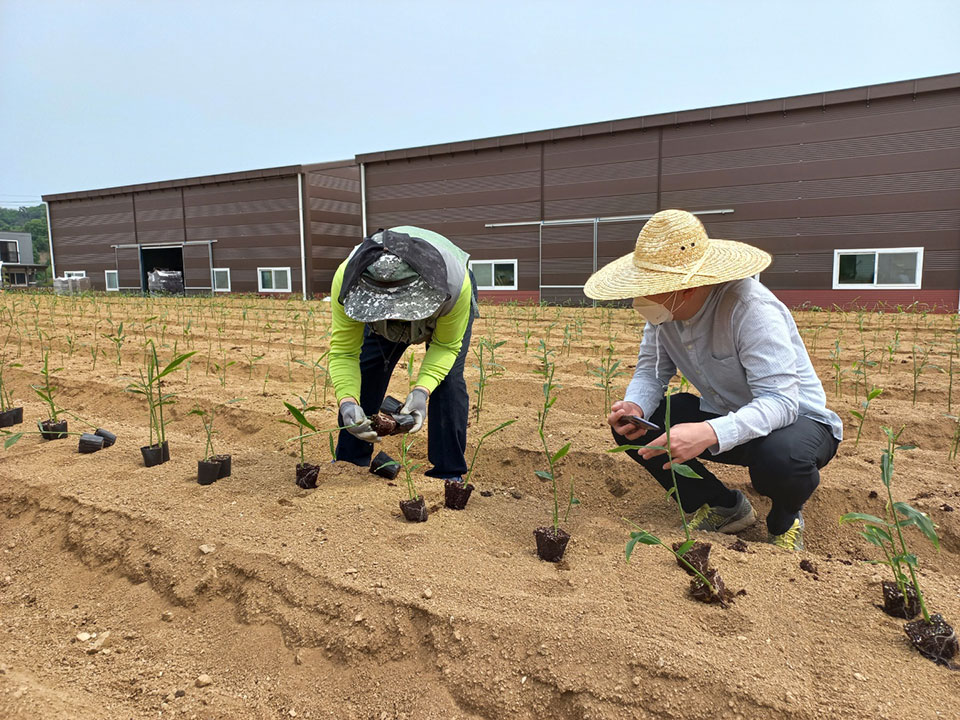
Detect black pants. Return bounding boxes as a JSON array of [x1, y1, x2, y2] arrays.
[[335, 310, 474, 479], [612, 393, 839, 535]]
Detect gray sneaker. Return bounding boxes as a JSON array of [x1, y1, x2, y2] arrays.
[[768, 513, 805, 551], [687, 490, 757, 534]]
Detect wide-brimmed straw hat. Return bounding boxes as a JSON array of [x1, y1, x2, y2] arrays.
[[584, 209, 771, 300]]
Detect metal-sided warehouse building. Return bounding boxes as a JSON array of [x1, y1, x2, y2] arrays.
[[43, 72, 960, 309]]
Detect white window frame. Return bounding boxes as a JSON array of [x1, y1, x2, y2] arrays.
[[212, 267, 231, 293], [257, 266, 292, 293], [63, 270, 87, 279], [104, 270, 119, 292], [468, 259, 518, 291], [832, 247, 923, 290]]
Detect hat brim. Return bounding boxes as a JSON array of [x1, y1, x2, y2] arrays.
[[584, 238, 772, 300], [343, 277, 446, 322]]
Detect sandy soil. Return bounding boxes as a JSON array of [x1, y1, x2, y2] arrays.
[[1, 294, 958, 719]]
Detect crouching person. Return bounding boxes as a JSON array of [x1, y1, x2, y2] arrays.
[[329, 226, 478, 482], [585, 210, 842, 550]]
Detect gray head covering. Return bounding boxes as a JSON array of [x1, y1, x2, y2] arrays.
[[343, 252, 447, 322]]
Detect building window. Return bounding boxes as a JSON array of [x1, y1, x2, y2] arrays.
[[469, 259, 518, 291], [258, 267, 291, 293], [0, 241, 19, 264], [63, 270, 87, 279], [833, 248, 923, 290], [213, 268, 231, 292], [104, 270, 119, 292], [6, 271, 27, 286]]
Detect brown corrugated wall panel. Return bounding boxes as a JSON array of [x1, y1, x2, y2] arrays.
[[364, 145, 543, 292], [659, 88, 960, 296], [185, 176, 302, 294], [306, 164, 362, 295], [49, 195, 136, 289]]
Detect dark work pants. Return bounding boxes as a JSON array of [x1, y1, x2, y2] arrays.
[[335, 308, 474, 479], [612, 393, 839, 535]]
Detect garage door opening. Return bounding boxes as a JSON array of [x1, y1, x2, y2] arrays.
[[140, 246, 184, 293]]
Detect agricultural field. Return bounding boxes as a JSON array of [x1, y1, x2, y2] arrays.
[[0, 292, 959, 719]]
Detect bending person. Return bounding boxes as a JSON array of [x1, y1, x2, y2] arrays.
[[585, 209, 842, 551], [329, 226, 478, 482]]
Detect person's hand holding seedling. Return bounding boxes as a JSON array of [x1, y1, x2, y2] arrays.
[[339, 398, 378, 443], [639, 422, 718, 468]]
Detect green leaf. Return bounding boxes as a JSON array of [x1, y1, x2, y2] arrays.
[[860, 530, 885, 548], [849, 410, 863, 420], [896, 444, 917, 451], [839, 512, 887, 526], [893, 502, 939, 549], [157, 351, 198, 379], [675, 539, 695, 556], [551, 443, 571, 464], [3, 432, 23, 449], [481, 419, 516, 441], [671, 463, 702, 479], [283, 402, 316, 432], [868, 387, 883, 401], [534, 470, 553, 482], [570, 497, 580, 506]]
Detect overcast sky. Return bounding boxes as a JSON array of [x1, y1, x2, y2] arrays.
[[1, 0, 958, 206]]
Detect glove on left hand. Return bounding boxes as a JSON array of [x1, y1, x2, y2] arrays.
[[400, 387, 429, 433]]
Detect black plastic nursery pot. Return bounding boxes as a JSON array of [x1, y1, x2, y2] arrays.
[[444, 480, 474, 510], [39, 419, 68, 440], [399, 495, 428, 522], [197, 459, 222, 486], [141, 441, 169, 467], [369, 451, 399, 480], [78, 433, 105, 454], [94, 428, 117, 447], [295, 462, 320, 489], [904, 613, 958, 667], [881, 580, 921, 619], [371, 396, 416, 437], [0, 407, 23, 428], [673, 540, 712, 577], [534, 526, 570, 562], [212, 454, 231, 479]]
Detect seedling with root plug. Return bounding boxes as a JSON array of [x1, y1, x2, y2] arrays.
[[126, 343, 196, 466], [32, 352, 68, 439], [397, 435, 428, 522], [444, 419, 516, 510], [0, 358, 23, 428], [532, 340, 576, 562], [839, 426, 956, 666], [189, 398, 243, 484], [610, 389, 730, 605]]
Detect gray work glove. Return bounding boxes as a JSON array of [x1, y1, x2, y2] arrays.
[[340, 401, 379, 443], [400, 388, 429, 433]]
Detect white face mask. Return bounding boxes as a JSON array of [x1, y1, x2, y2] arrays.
[[632, 293, 684, 325]]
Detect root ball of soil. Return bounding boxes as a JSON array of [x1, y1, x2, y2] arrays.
[[881, 581, 921, 619], [904, 614, 958, 667], [534, 526, 570, 562], [295, 463, 320, 489], [672, 540, 711, 576], [690, 569, 733, 606], [400, 496, 428, 522], [443, 480, 474, 510], [370, 413, 397, 437]]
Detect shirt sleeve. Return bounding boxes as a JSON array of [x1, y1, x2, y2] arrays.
[[705, 302, 801, 453], [415, 273, 472, 392], [624, 324, 675, 420], [328, 262, 366, 404]]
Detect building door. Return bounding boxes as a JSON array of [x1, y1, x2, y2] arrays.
[[182, 242, 213, 291], [140, 245, 184, 292], [115, 246, 142, 290]]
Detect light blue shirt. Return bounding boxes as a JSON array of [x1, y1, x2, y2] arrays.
[[625, 278, 843, 454]]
